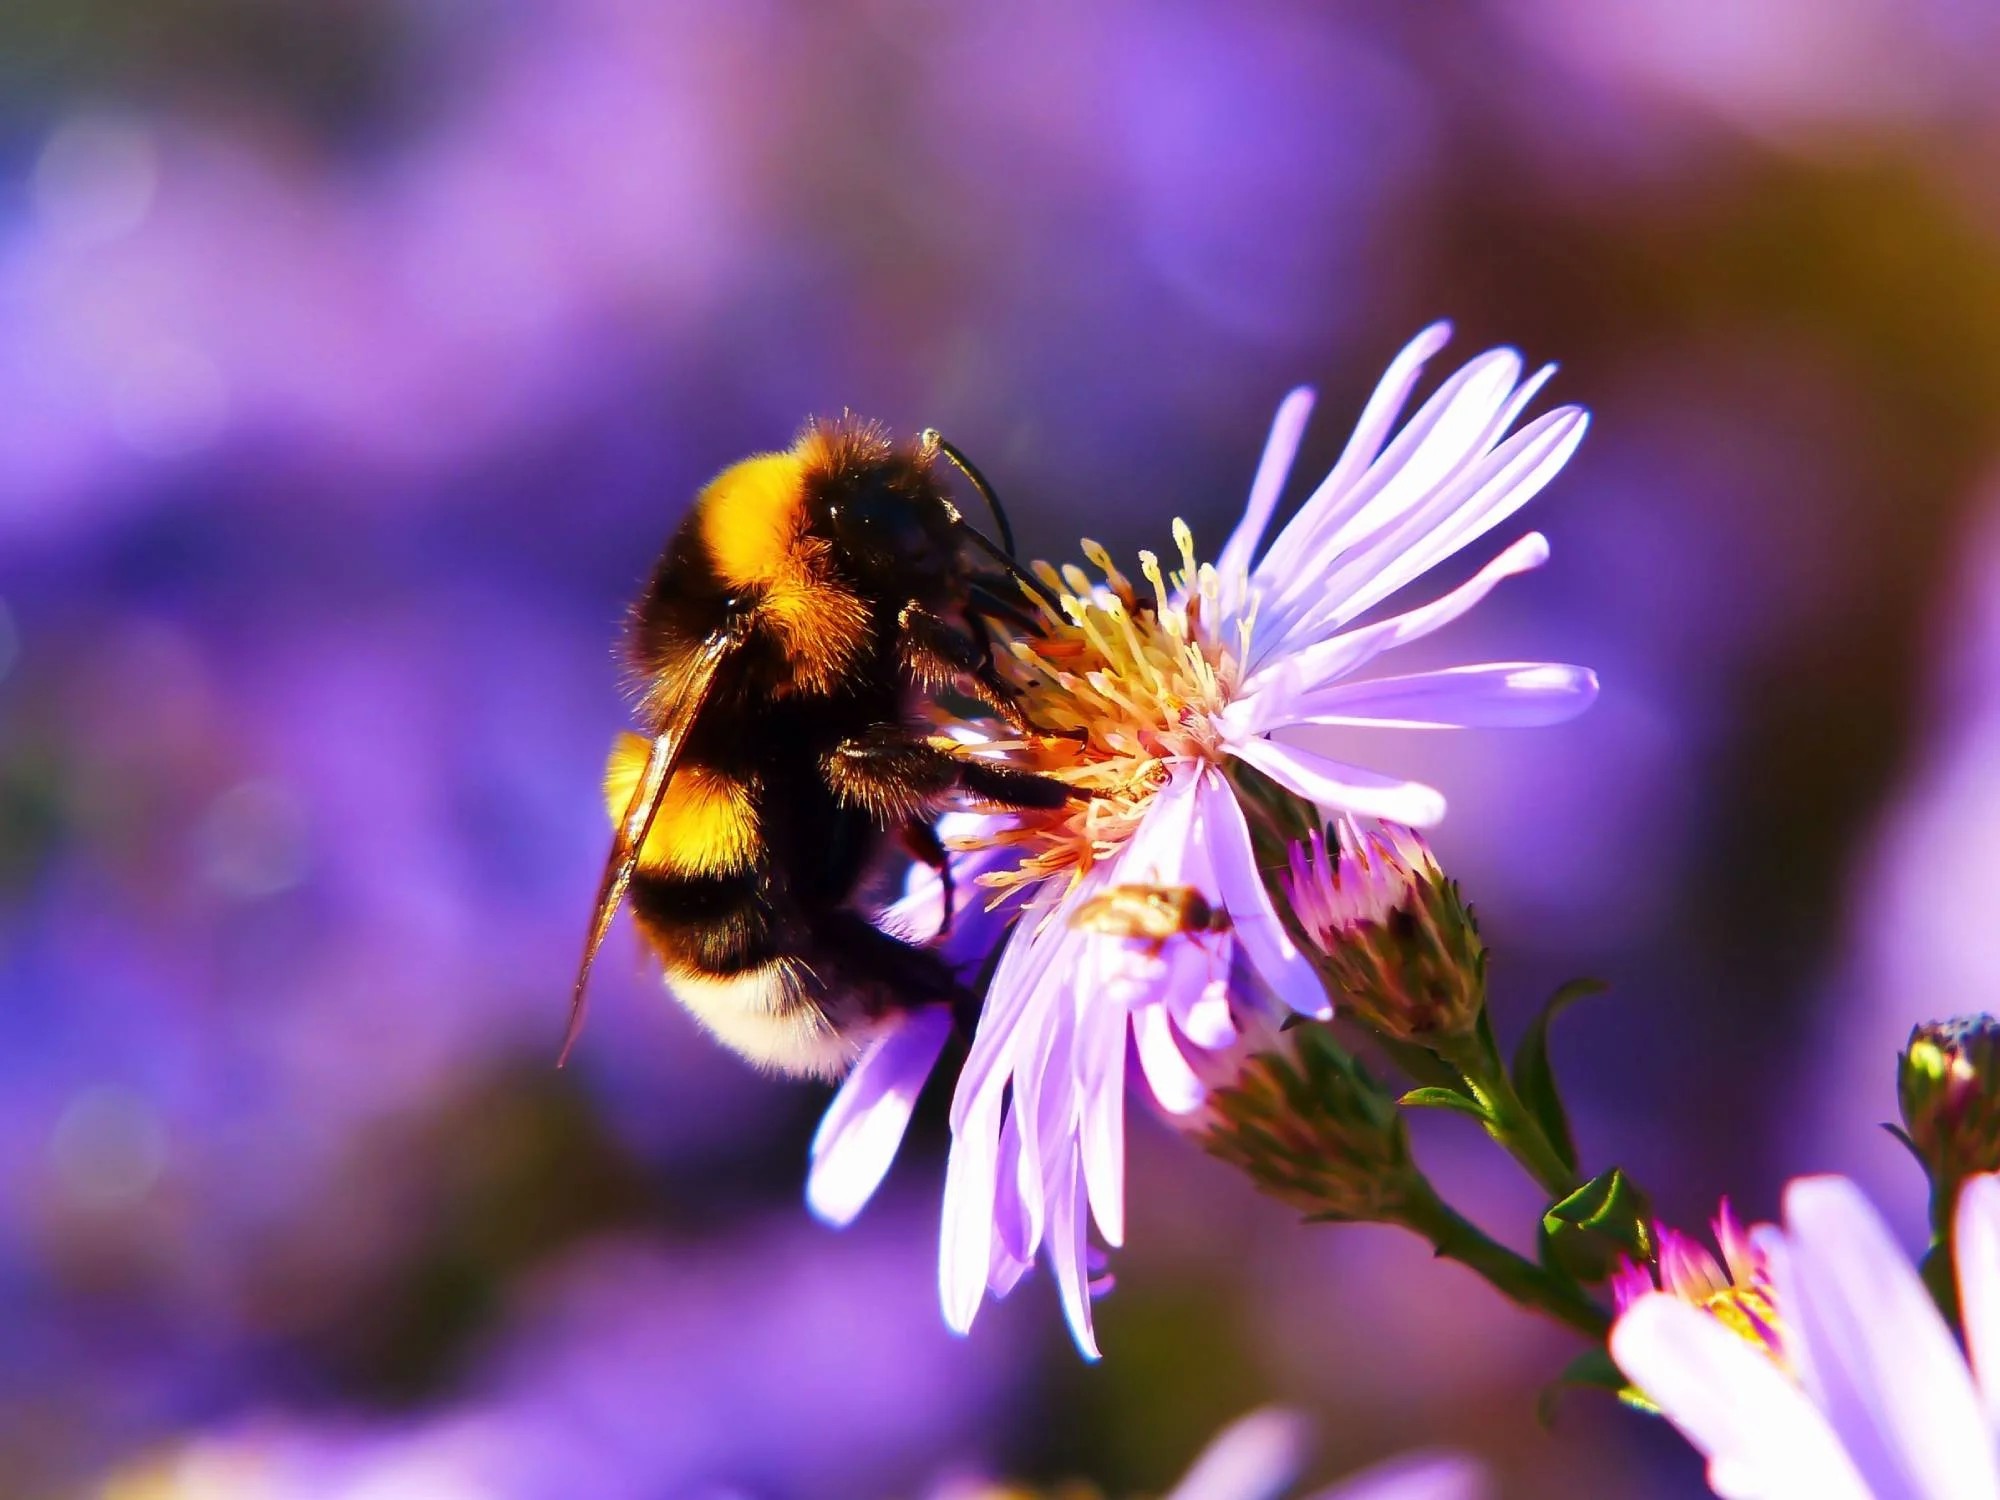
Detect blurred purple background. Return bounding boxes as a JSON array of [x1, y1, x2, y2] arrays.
[[6, 1, 2000, 1494]]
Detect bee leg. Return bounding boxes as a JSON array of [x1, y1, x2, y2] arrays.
[[897, 818, 955, 938], [895, 602, 1033, 730], [807, 909, 972, 1020], [825, 725, 1077, 821]]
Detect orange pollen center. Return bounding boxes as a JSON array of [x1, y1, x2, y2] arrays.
[[959, 521, 1249, 899]]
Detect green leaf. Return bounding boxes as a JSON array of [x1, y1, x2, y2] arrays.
[[1540, 1167, 1654, 1283], [1537, 1346, 1631, 1428], [1397, 1086, 1491, 1122], [1882, 1120, 1924, 1165], [1509, 978, 1609, 1175]]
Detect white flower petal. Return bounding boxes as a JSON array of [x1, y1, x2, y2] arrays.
[[805, 1004, 953, 1227], [1781, 1175, 2000, 1500], [1134, 1001, 1204, 1114], [1226, 733, 1447, 828], [1611, 1295, 1874, 1500], [1007, 951, 1079, 1263], [1258, 347, 1527, 647], [1045, 1143, 1100, 1360], [1075, 941, 1130, 1248], [1216, 386, 1315, 609], [1233, 532, 1551, 719], [1252, 322, 1453, 592], [1194, 768, 1329, 1016], [1957, 1173, 2000, 1429], [1293, 405, 1587, 644], [1281, 662, 1600, 730], [939, 1080, 1006, 1335]]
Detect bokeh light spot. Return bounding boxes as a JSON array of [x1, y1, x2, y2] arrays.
[[32, 111, 160, 248], [49, 1086, 170, 1208]]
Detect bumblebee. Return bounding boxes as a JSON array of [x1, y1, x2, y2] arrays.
[[566, 417, 1071, 1078]]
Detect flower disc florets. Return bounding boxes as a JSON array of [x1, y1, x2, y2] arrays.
[[1611, 1202, 1787, 1371], [968, 523, 1240, 899]]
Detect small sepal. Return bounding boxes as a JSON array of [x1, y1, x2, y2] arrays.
[[1541, 1167, 1655, 1284], [1509, 979, 1608, 1177]]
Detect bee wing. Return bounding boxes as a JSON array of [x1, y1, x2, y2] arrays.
[[561, 620, 746, 1065]]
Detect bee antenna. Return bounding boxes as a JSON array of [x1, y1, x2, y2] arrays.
[[922, 428, 1065, 614], [923, 429, 1017, 557]]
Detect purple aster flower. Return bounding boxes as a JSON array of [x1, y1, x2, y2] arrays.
[[812, 325, 1596, 1355], [1613, 1173, 2000, 1499]]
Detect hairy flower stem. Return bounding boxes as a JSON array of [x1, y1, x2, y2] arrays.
[[1394, 1178, 1611, 1340], [1438, 1036, 1579, 1203]]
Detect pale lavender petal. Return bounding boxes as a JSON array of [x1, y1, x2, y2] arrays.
[[1134, 1002, 1204, 1113], [1006, 952, 1077, 1263], [1258, 346, 1526, 645], [1170, 968, 1238, 1051], [1216, 387, 1315, 601], [1044, 1143, 1100, 1360], [1305, 1452, 1491, 1500], [1226, 734, 1447, 828], [806, 1004, 953, 1227], [1194, 769, 1328, 1016], [1781, 1175, 1998, 1499], [988, 1113, 1034, 1294], [1290, 406, 1587, 645], [1076, 941, 1131, 1248], [1956, 1173, 2000, 1428], [949, 884, 1072, 1131], [1233, 532, 1550, 718], [1281, 663, 1600, 730], [1162, 1408, 1312, 1500], [1610, 1295, 1873, 1500], [1252, 322, 1453, 593], [939, 1081, 1006, 1334]]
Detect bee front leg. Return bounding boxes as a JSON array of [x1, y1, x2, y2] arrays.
[[823, 725, 1076, 827], [895, 602, 1032, 730]]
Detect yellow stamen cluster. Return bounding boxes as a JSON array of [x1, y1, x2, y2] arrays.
[[962, 521, 1248, 898]]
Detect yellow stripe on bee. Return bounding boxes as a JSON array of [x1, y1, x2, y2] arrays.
[[699, 451, 810, 591], [695, 442, 872, 696], [603, 732, 758, 876]]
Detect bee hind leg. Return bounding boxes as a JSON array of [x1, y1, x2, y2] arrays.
[[806, 909, 972, 1027]]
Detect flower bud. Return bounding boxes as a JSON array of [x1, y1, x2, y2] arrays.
[[1899, 1015, 2000, 1189], [1197, 1017, 1418, 1223], [1284, 823, 1485, 1047]]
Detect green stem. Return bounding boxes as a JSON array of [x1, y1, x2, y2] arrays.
[[1396, 1179, 1610, 1340], [1442, 1040, 1579, 1202], [1924, 1169, 1964, 1332]]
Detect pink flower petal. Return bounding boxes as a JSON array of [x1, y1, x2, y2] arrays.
[[1957, 1173, 2000, 1429], [1282, 662, 1599, 730], [1780, 1175, 1998, 1499], [805, 1004, 953, 1227], [1611, 1295, 1873, 1500], [1226, 734, 1447, 828]]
